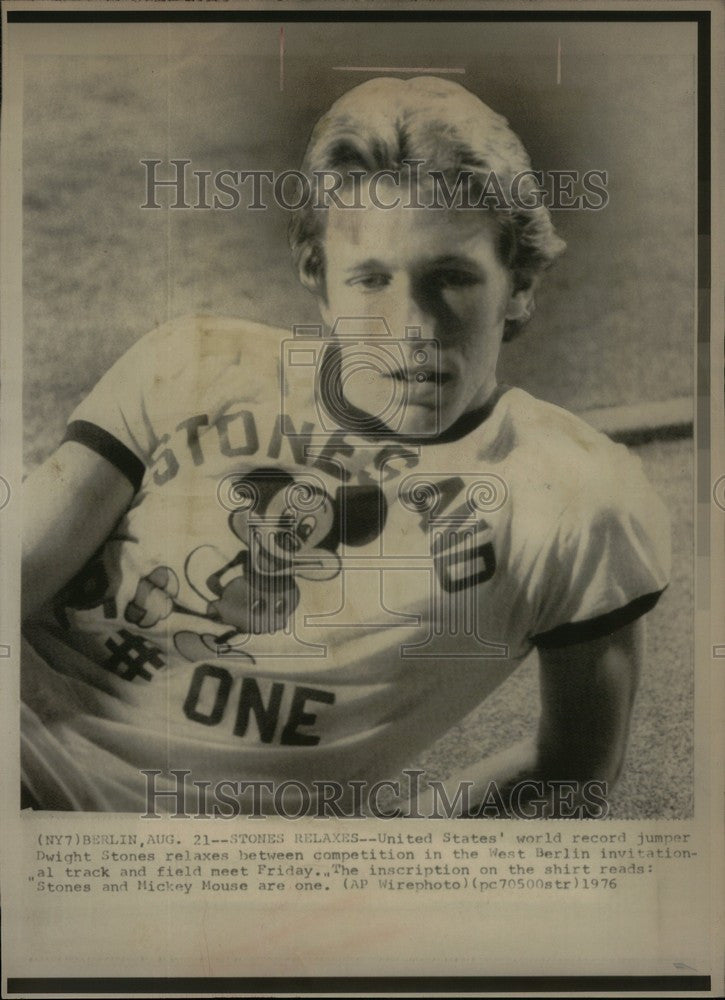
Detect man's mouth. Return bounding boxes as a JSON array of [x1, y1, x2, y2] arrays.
[[388, 369, 453, 385]]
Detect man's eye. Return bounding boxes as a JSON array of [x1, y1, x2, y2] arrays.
[[347, 273, 390, 290]]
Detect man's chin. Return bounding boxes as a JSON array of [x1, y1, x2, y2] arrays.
[[393, 404, 448, 438]]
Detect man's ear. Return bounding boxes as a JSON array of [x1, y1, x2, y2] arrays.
[[296, 244, 328, 310], [505, 281, 537, 324]]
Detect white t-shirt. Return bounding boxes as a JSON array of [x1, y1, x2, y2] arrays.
[[22, 315, 671, 811]]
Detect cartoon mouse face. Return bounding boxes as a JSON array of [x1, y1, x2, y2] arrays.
[[127, 468, 389, 653], [181, 469, 345, 639], [228, 469, 340, 583]]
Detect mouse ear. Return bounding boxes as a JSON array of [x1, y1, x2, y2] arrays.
[[326, 484, 388, 549], [227, 467, 296, 539]]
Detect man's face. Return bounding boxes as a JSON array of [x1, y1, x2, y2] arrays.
[[317, 182, 531, 436]]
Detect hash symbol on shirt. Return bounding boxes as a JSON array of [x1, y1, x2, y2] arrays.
[[104, 628, 166, 681]]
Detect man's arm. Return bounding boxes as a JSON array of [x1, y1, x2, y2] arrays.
[[22, 441, 135, 622], [535, 615, 643, 788], [411, 617, 644, 817]]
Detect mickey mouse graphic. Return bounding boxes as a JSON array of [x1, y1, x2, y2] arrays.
[[123, 467, 387, 662]]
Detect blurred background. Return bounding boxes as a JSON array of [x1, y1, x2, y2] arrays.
[[21, 18, 696, 816]]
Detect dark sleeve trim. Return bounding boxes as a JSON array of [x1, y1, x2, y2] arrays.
[[63, 420, 145, 493], [532, 588, 667, 649]]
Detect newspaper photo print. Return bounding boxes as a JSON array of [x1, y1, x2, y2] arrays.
[[1, 2, 721, 995]]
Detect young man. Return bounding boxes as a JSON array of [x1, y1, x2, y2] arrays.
[[21, 76, 670, 816]]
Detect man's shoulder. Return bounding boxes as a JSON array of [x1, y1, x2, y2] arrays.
[[142, 313, 289, 357], [501, 388, 635, 479], [496, 390, 671, 622], [131, 314, 290, 398], [502, 387, 618, 455], [492, 388, 662, 526]]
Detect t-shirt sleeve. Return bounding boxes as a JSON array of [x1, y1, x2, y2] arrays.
[[61, 316, 199, 492], [529, 451, 671, 649]]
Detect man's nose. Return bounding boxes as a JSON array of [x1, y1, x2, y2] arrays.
[[407, 273, 459, 341], [401, 299, 433, 339], [380, 299, 431, 340], [390, 278, 438, 339]]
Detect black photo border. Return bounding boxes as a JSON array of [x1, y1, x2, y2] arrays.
[[3, 3, 714, 996]]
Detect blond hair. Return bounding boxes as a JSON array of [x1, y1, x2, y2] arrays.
[[288, 76, 566, 339]]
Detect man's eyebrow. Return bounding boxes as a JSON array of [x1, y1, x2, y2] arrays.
[[428, 254, 484, 271], [344, 255, 485, 273], [344, 258, 391, 272]]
